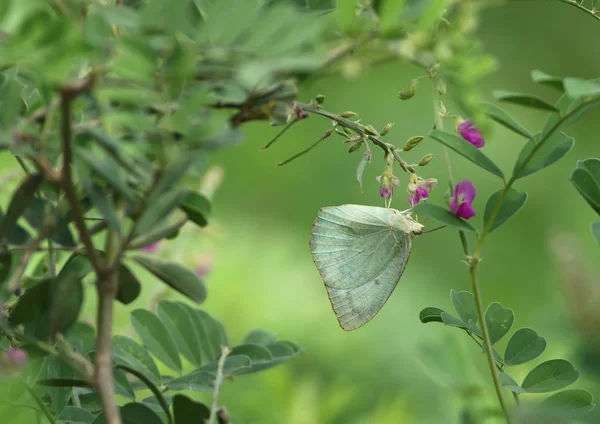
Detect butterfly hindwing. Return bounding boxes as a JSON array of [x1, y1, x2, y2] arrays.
[[310, 205, 413, 330]]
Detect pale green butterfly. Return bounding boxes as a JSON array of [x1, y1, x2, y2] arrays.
[[309, 204, 424, 331]]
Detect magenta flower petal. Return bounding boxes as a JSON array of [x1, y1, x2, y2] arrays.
[[6, 348, 28, 367], [142, 243, 160, 254], [416, 187, 428, 200], [456, 202, 476, 219], [450, 180, 477, 219], [458, 120, 485, 148], [409, 194, 419, 206]]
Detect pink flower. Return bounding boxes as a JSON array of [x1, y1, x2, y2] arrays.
[[407, 175, 437, 206], [450, 181, 476, 219], [142, 243, 160, 254], [195, 253, 214, 279], [458, 120, 485, 148], [376, 174, 400, 198], [6, 348, 28, 367]]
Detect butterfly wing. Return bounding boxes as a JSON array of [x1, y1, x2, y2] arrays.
[[310, 205, 412, 330]]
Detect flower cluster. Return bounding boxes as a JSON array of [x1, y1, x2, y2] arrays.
[[407, 174, 437, 206]]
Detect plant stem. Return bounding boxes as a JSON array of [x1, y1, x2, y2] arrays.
[[209, 346, 231, 424], [469, 263, 513, 422], [556, 0, 600, 21], [21, 380, 57, 424]]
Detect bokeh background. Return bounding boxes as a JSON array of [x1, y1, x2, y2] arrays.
[[2, 1, 600, 423]]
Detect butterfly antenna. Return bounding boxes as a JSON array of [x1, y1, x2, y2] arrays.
[[423, 225, 446, 234]]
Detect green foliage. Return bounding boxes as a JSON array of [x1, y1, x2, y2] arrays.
[[483, 189, 528, 233], [493, 91, 558, 112], [412, 203, 476, 232]]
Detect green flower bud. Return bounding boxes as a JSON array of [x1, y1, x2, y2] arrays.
[[344, 136, 362, 143], [380, 123, 394, 136], [334, 128, 350, 137], [340, 111, 357, 118], [315, 94, 325, 105], [437, 79, 447, 95], [418, 154, 434, 166], [399, 80, 418, 100], [347, 142, 362, 153], [403, 136, 424, 152], [364, 125, 379, 136]]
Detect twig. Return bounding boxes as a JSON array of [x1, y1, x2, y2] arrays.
[[21, 380, 57, 424], [5, 228, 52, 293], [209, 346, 231, 424], [556, 0, 600, 21]]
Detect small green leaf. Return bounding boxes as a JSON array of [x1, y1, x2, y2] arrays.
[[522, 359, 579, 393], [168, 370, 215, 392], [179, 191, 210, 227], [23, 197, 75, 247], [135, 189, 186, 236], [130, 309, 182, 372], [538, 389, 596, 416], [116, 264, 141, 305], [451, 290, 478, 324], [66, 322, 96, 353], [231, 342, 299, 375], [484, 302, 514, 344], [113, 335, 161, 385], [75, 147, 136, 201], [531, 70, 564, 90], [172, 395, 210, 423], [412, 203, 476, 233], [114, 368, 136, 400], [592, 222, 600, 244], [440, 311, 469, 330], [0, 174, 43, 244], [419, 307, 444, 323], [493, 91, 558, 112], [37, 378, 91, 388], [482, 102, 533, 139], [243, 329, 277, 345], [117, 364, 173, 424], [200, 354, 252, 376], [564, 78, 600, 98], [49, 255, 88, 338], [571, 166, 600, 215], [499, 372, 525, 394], [542, 93, 600, 138], [484, 189, 528, 232], [78, 169, 122, 233], [0, 252, 12, 285], [356, 154, 368, 192], [132, 256, 207, 303], [10, 279, 51, 328], [127, 214, 187, 250], [120, 403, 164, 424], [59, 406, 94, 424], [513, 132, 574, 180], [156, 300, 203, 367], [504, 328, 547, 366], [429, 130, 504, 178]]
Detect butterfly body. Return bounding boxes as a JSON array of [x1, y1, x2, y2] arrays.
[[309, 205, 422, 330]]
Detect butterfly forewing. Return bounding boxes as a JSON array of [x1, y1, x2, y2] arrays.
[[310, 205, 413, 330]]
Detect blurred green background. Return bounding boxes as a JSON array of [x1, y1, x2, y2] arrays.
[[3, 1, 600, 423]]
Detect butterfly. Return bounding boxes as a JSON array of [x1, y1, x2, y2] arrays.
[[309, 204, 423, 330]]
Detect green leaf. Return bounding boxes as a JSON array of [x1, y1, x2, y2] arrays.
[[179, 303, 228, 364], [429, 130, 504, 178], [484, 302, 514, 344], [513, 132, 574, 180], [521, 359, 579, 393], [199, 354, 252, 376], [130, 309, 182, 372], [0, 75, 23, 130], [172, 395, 210, 423], [564, 78, 600, 98], [78, 168, 122, 233], [243, 329, 277, 345], [156, 300, 203, 367], [66, 322, 96, 353], [440, 312, 469, 330], [10, 279, 51, 327], [132, 256, 207, 303], [0, 209, 31, 245], [531, 70, 564, 90], [483, 189, 528, 232], [179, 191, 211, 227], [356, 153, 369, 192], [116, 264, 141, 305], [493, 91, 558, 112], [504, 328, 547, 366], [451, 290, 478, 325], [135, 189, 186, 236], [419, 307, 444, 323], [75, 147, 136, 201], [127, 215, 187, 250], [0, 174, 43, 244], [0, 252, 12, 286], [231, 343, 298, 375], [592, 222, 600, 245], [412, 203, 476, 233], [482, 102, 533, 139], [499, 372, 525, 394], [114, 368, 136, 400], [120, 403, 164, 424], [59, 406, 94, 424], [23, 197, 75, 247], [538, 389, 595, 416], [113, 335, 161, 385], [571, 161, 600, 214], [117, 364, 173, 424], [167, 370, 215, 392], [37, 378, 91, 388], [541, 92, 600, 139]]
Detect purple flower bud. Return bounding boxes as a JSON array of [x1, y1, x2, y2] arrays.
[[6, 348, 28, 367], [407, 175, 437, 206], [450, 180, 477, 219], [376, 174, 400, 199], [458, 120, 485, 148], [142, 243, 160, 254]]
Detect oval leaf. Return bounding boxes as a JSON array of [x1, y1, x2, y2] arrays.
[[531, 70, 564, 91], [451, 290, 478, 324], [504, 328, 547, 366], [564, 78, 600, 98], [113, 335, 161, 385], [538, 389, 595, 416], [482, 102, 533, 138], [116, 264, 142, 305], [440, 311, 469, 330], [172, 395, 210, 424], [571, 168, 600, 214], [419, 307, 444, 323], [493, 91, 558, 112], [513, 132, 574, 180], [522, 359, 579, 393], [499, 372, 525, 394], [429, 130, 504, 178], [484, 189, 528, 232], [485, 302, 514, 344], [0, 174, 43, 244], [179, 191, 210, 227], [592, 222, 600, 245], [121, 403, 164, 424], [132, 256, 207, 303], [130, 309, 182, 372], [412, 203, 476, 233], [156, 300, 204, 367]]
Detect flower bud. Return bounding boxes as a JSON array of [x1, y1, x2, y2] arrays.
[[334, 128, 350, 137], [340, 111, 357, 118], [344, 136, 362, 143], [314, 94, 325, 105], [347, 142, 362, 153], [437, 78, 447, 95], [403, 136, 424, 152], [380, 123, 394, 136], [418, 154, 434, 166], [364, 125, 379, 136], [399, 80, 418, 100]]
